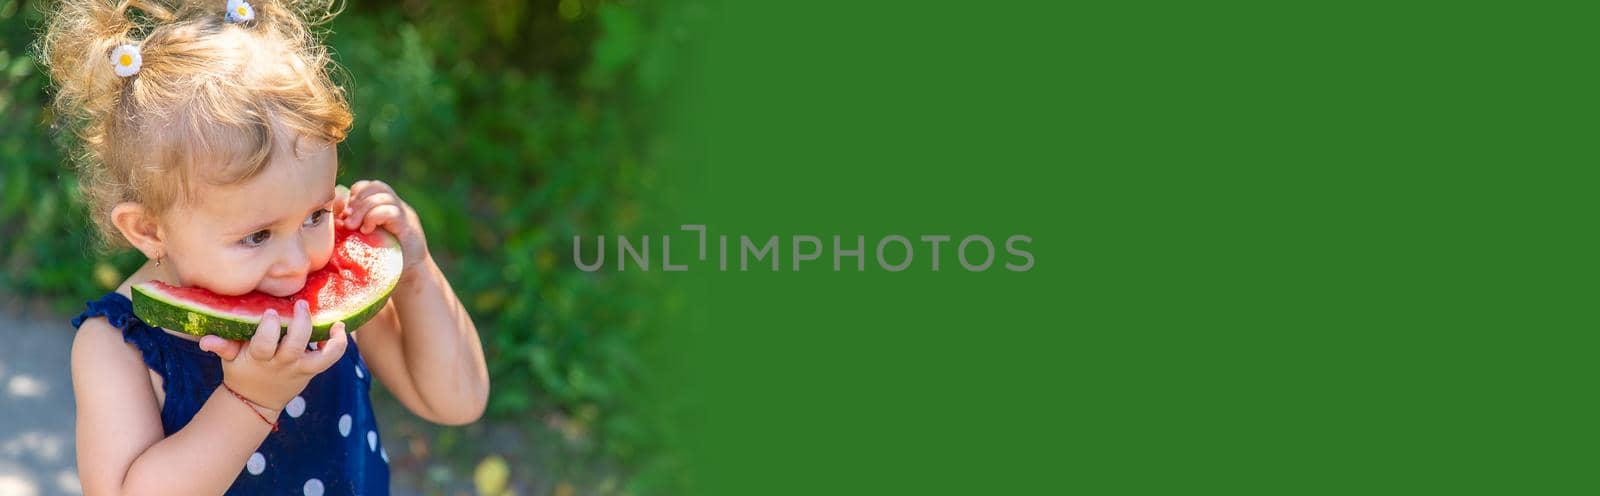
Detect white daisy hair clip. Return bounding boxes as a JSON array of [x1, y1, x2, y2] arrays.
[[110, 44, 141, 78], [225, 0, 256, 23]]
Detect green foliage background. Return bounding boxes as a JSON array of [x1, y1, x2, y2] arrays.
[[1, 0, 694, 492]]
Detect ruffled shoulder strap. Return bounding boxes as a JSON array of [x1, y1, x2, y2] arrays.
[[72, 292, 221, 436], [71, 292, 169, 374]]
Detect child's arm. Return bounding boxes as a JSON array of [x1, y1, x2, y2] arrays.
[[339, 180, 490, 425], [74, 302, 346, 495]]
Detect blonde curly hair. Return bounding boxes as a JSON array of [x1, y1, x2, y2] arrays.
[[37, 0, 353, 249]]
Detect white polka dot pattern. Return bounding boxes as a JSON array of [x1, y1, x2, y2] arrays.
[[79, 291, 395, 494], [285, 396, 306, 418], [303, 478, 323, 496], [246, 452, 266, 475]]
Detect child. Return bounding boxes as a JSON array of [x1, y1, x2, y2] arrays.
[[40, 1, 490, 494]]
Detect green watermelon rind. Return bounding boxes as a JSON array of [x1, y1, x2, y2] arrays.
[[130, 230, 402, 342]]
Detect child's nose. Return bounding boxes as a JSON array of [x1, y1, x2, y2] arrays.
[[269, 236, 312, 278]]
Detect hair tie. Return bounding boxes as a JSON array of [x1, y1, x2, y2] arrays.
[[110, 44, 141, 78], [225, 0, 256, 23]]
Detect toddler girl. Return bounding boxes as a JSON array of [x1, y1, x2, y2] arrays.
[[40, 1, 490, 494]]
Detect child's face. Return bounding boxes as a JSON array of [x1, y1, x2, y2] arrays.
[[158, 138, 340, 297]]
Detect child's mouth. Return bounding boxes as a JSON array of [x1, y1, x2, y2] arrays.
[[258, 278, 308, 298]]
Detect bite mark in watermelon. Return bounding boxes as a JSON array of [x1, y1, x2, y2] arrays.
[[132, 228, 404, 341]]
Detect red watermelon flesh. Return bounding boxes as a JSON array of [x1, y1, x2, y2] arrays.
[[131, 228, 403, 340]]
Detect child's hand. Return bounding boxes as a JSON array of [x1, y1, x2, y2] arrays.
[[197, 300, 348, 410], [337, 180, 430, 276]]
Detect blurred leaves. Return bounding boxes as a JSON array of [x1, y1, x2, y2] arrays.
[[474, 455, 511, 496], [2, 0, 699, 493]]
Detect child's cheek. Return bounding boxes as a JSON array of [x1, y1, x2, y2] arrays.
[[177, 260, 264, 296]]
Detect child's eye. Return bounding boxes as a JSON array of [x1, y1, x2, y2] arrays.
[[304, 208, 330, 227], [240, 230, 271, 247]]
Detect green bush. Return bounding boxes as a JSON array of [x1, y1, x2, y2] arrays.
[[1, 0, 693, 490]]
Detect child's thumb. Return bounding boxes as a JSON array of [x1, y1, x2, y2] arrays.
[[199, 335, 244, 361], [332, 184, 351, 220]]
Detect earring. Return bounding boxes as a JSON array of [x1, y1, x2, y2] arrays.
[[154, 255, 163, 267]]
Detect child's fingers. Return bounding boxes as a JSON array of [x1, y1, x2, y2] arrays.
[[333, 184, 351, 219], [344, 203, 365, 229], [348, 181, 394, 205], [352, 180, 393, 200], [348, 180, 373, 200], [199, 335, 244, 361], [344, 194, 374, 228], [344, 181, 391, 211], [345, 192, 398, 229], [277, 299, 313, 360], [343, 181, 374, 225], [301, 321, 349, 373], [248, 310, 282, 362], [361, 204, 402, 234]]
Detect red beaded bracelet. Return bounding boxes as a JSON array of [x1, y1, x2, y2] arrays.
[[222, 383, 279, 432]]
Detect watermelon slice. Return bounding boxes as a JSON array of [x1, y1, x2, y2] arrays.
[[132, 227, 404, 341]]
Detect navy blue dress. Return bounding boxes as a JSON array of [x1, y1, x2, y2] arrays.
[[72, 292, 391, 495]]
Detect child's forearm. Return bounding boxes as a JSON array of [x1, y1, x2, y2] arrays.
[[118, 387, 276, 495], [392, 255, 490, 423]]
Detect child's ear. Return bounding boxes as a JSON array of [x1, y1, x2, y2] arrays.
[[110, 202, 165, 260]]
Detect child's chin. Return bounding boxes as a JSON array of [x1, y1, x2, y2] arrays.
[[258, 282, 307, 298]]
